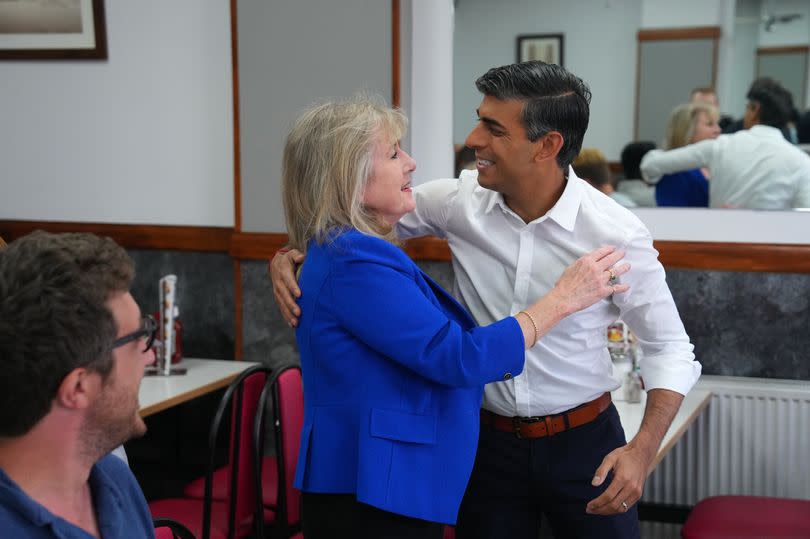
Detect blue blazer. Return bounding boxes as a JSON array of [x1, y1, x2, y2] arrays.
[[292, 229, 524, 524]]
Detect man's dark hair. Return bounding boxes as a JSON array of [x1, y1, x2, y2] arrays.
[[746, 77, 792, 128], [798, 110, 810, 144], [620, 141, 657, 180], [0, 231, 134, 436], [475, 61, 591, 169]]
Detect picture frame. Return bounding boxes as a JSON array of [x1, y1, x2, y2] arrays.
[[516, 33, 564, 66], [0, 0, 107, 60]]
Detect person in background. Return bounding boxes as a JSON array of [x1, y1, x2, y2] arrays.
[[690, 86, 735, 132], [798, 109, 810, 145], [617, 141, 657, 207], [572, 148, 637, 207], [282, 96, 628, 538], [454, 145, 477, 177], [0, 231, 157, 538], [642, 78, 810, 209], [273, 62, 702, 539], [652, 102, 720, 207]]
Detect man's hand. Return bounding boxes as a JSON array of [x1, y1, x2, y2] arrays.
[[268, 248, 304, 327], [585, 389, 684, 515]]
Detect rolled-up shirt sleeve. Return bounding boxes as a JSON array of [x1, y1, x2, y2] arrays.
[[640, 140, 718, 184], [613, 224, 702, 395], [396, 178, 460, 240]]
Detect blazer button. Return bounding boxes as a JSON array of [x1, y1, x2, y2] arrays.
[[503, 373, 512, 380]]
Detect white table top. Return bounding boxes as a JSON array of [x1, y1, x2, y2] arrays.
[[613, 388, 712, 474], [138, 358, 259, 418]]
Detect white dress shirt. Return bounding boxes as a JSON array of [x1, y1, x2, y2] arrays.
[[398, 169, 701, 417], [640, 125, 810, 210]]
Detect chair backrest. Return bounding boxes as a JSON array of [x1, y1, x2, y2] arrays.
[[275, 365, 304, 528], [253, 363, 303, 537], [203, 364, 272, 539]]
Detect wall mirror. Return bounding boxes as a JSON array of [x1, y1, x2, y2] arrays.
[[445, 0, 810, 270], [453, 0, 810, 215]]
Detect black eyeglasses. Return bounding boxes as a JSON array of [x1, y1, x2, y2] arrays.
[[112, 315, 157, 353]]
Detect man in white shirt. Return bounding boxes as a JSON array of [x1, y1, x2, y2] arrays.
[[642, 78, 810, 209], [271, 61, 700, 538]]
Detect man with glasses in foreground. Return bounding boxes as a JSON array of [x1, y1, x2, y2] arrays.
[[0, 231, 157, 538]]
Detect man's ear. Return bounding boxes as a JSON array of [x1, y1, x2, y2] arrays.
[[534, 132, 565, 164], [55, 368, 97, 410]]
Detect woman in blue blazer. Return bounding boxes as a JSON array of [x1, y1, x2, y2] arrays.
[[281, 97, 628, 538]]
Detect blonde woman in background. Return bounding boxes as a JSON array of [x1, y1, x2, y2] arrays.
[[654, 102, 720, 207]]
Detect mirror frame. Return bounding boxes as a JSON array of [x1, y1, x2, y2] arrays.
[[394, 2, 810, 273]]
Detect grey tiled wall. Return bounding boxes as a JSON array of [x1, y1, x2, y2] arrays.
[[132, 251, 810, 381], [128, 250, 235, 361]]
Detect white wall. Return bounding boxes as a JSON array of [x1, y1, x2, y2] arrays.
[[0, 1, 234, 226], [237, 0, 392, 232], [453, 0, 641, 161], [758, 0, 810, 109], [640, 0, 724, 27], [408, 0, 454, 182]]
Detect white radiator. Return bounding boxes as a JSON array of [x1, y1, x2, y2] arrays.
[[642, 375, 810, 506]]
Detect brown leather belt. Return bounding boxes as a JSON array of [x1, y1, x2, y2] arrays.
[[480, 392, 612, 439]]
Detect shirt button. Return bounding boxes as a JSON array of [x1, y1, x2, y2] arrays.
[[503, 373, 512, 380]]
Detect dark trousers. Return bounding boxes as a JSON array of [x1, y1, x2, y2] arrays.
[[301, 492, 445, 539], [455, 404, 640, 539]]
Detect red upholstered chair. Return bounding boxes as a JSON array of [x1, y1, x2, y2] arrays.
[[153, 518, 196, 539], [443, 525, 455, 538], [262, 365, 304, 538], [681, 495, 810, 539], [149, 364, 274, 539]]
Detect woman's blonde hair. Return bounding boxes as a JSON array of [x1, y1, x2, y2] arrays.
[[664, 102, 719, 149], [282, 96, 407, 252]]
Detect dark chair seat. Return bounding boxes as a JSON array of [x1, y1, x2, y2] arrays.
[[681, 495, 810, 539]]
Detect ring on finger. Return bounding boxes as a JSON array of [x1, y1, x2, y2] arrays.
[[608, 267, 618, 284], [621, 501, 629, 511]]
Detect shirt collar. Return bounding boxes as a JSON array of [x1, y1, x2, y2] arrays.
[[749, 124, 785, 139], [480, 166, 582, 231]]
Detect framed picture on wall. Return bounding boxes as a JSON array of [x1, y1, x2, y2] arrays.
[[0, 0, 107, 60], [516, 33, 564, 66]]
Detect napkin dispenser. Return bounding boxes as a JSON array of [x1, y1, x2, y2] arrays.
[[153, 274, 185, 375]]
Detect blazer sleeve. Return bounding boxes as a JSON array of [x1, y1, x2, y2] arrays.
[[322, 244, 525, 389]]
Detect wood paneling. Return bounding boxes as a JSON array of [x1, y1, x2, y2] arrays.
[[756, 45, 809, 55], [4, 223, 809, 273], [231, 0, 242, 232], [637, 27, 721, 41], [228, 232, 288, 260], [655, 241, 810, 273], [392, 0, 400, 107], [0, 220, 231, 252], [403, 237, 810, 274]]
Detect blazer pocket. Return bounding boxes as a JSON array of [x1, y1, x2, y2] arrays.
[[369, 408, 437, 445]]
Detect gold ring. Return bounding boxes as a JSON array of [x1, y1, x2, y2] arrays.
[[608, 268, 616, 281]]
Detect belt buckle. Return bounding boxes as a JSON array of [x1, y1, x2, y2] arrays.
[[511, 416, 522, 439]]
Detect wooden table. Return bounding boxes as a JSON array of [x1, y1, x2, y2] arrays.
[[138, 358, 259, 418], [613, 388, 712, 473]]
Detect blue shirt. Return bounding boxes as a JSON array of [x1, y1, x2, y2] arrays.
[[654, 169, 709, 207], [0, 454, 155, 538]]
